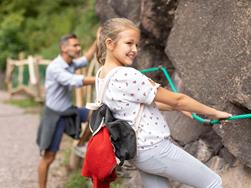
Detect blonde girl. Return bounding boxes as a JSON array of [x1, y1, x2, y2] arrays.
[[96, 17, 231, 188]]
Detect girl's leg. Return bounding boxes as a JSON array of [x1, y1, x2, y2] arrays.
[[138, 169, 170, 188], [133, 139, 222, 188]]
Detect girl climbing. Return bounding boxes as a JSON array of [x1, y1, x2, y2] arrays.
[[95, 17, 232, 188]]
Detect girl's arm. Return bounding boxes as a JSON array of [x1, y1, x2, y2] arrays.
[[154, 102, 173, 111], [155, 102, 193, 118], [154, 87, 231, 119]]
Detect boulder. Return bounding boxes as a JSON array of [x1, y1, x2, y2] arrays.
[[166, 0, 251, 167], [163, 71, 211, 145], [95, 0, 141, 23]]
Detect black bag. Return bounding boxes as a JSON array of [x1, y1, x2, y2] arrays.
[[89, 104, 137, 166], [87, 67, 143, 165]]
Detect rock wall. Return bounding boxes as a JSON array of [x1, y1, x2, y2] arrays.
[[166, 0, 251, 168], [95, 0, 251, 187]]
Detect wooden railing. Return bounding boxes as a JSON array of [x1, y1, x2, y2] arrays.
[[5, 56, 50, 101], [75, 57, 100, 107], [5, 55, 100, 104]]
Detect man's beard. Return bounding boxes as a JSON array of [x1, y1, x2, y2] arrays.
[[68, 51, 81, 59]]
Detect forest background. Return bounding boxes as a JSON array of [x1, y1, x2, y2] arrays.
[[0, 0, 98, 70]]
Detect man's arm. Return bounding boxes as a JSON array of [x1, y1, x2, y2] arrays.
[[84, 40, 97, 62], [83, 76, 95, 86]]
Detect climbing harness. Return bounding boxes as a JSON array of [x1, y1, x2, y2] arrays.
[[140, 66, 251, 125]]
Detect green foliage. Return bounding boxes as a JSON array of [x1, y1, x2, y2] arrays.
[[65, 169, 88, 188], [0, 0, 99, 70], [0, 12, 26, 69]]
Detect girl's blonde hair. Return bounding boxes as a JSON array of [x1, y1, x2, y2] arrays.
[[96, 17, 140, 65]]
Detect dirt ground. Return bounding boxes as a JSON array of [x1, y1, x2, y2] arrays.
[[0, 90, 70, 188], [0, 90, 143, 188]]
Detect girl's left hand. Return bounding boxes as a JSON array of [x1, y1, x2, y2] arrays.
[[208, 110, 232, 120]]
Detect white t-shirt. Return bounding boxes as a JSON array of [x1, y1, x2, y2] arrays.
[[97, 67, 170, 150]]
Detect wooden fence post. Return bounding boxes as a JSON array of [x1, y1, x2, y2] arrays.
[[68, 67, 88, 171], [28, 56, 43, 101], [68, 58, 100, 171], [5, 58, 15, 92]]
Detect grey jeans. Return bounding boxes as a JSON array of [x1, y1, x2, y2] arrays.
[[131, 138, 222, 188]]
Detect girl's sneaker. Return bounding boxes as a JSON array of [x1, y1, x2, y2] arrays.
[[74, 144, 87, 158]]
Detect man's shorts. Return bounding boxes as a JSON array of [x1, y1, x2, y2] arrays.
[[47, 107, 89, 152]]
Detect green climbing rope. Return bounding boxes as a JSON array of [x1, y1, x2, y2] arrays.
[[140, 66, 251, 125]]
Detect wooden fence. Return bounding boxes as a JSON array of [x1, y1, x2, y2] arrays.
[[5, 55, 100, 104], [74, 57, 100, 107], [5, 56, 50, 101]]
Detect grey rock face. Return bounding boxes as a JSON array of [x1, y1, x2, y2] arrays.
[[95, 0, 141, 23], [166, 0, 251, 167], [166, 0, 251, 108], [163, 72, 211, 145]]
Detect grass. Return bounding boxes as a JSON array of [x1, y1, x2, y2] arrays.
[[65, 169, 88, 188], [4, 98, 41, 108], [111, 178, 123, 188], [63, 147, 72, 166], [65, 170, 123, 188]]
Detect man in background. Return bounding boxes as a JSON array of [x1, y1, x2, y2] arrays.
[[37, 33, 97, 188]]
